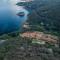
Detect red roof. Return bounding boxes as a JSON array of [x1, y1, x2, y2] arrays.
[[20, 32, 58, 44]]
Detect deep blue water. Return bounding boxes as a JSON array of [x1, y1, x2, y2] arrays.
[[0, 0, 29, 35]]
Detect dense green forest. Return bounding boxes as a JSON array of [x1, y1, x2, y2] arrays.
[[17, 0, 60, 36]]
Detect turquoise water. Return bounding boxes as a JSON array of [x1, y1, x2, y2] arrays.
[[0, 0, 29, 35]]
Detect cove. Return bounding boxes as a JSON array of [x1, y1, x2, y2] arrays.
[[0, 0, 29, 35]]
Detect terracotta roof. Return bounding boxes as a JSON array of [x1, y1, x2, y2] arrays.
[[20, 32, 58, 44]]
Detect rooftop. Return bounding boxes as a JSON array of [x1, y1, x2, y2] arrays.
[[20, 31, 58, 44]]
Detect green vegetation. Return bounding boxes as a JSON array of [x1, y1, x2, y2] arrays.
[[0, 37, 59, 60], [0, 0, 60, 60], [17, 0, 60, 36]]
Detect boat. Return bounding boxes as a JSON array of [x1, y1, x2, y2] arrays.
[[17, 12, 25, 17]]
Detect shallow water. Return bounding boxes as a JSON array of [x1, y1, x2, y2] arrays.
[[0, 0, 29, 35]]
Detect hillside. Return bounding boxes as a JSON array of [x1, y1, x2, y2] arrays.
[[0, 0, 60, 60], [17, 0, 60, 36]]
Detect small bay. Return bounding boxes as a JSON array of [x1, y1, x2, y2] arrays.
[[0, 0, 29, 35]]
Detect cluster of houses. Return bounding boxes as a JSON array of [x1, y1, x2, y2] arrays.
[[20, 31, 58, 44]]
